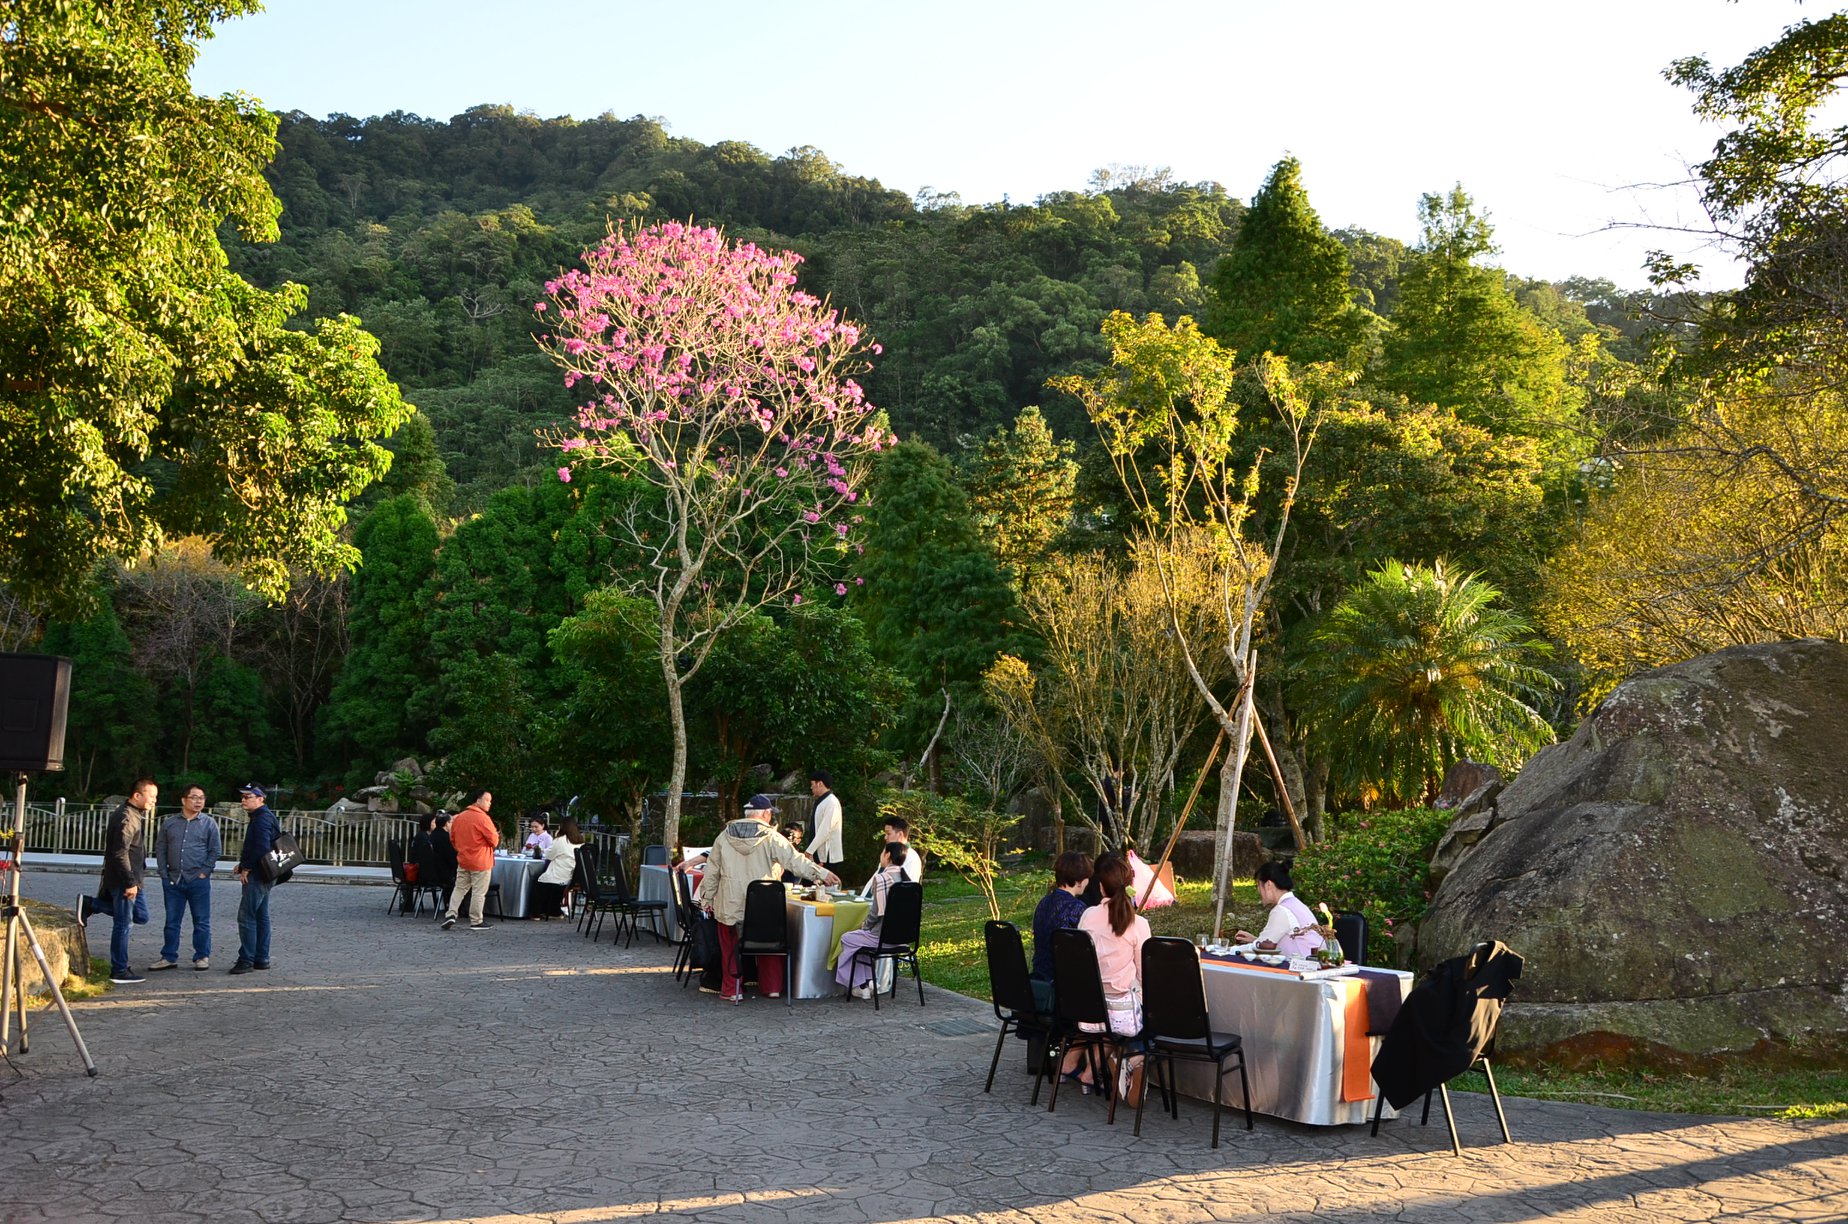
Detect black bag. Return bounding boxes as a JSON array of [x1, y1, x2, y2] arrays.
[[258, 832, 306, 884]]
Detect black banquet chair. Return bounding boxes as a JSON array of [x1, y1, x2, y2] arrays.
[[1046, 927, 1138, 1123], [641, 843, 669, 867], [1371, 939, 1522, 1155], [605, 860, 669, 948], [844, 881, 924, 1011], [1137, 936, 1253, 1147], [983, 920, 1057, 1102], [737, 879, 792, 1006], [1334, 911, 1369, 967]]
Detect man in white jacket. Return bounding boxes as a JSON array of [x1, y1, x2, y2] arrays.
[[808, 770, 845, 882]]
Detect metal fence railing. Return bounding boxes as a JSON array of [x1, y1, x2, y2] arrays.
[[18, 800, 632, 870]]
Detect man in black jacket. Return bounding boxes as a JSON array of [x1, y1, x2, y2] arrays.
[[93, 777, 157, 984], [230, 783, 279, 975]]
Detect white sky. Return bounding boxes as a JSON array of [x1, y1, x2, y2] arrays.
[[190, 0, 1822, 290]]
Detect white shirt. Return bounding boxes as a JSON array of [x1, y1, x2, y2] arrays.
[[1257, 891, 1327, 957], [537, 837, 576, 885], [809, 791, 843, 863], [525, 831, 553, 853]]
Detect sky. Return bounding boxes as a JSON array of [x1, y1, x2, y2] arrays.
[[189, 0, 1818, 291]]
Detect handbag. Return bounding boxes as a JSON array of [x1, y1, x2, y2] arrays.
[[403, 861, 420, 884], [258, 832, 306, 883]]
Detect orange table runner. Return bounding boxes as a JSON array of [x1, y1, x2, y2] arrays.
[[1339, 978, 1374, 1102]]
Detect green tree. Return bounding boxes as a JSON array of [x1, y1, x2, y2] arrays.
[[857, 442, 1026, 781], [1376, 187, 1582, 467], [39, 597, 159, 797], [1206, 156, 1367, 365], [319, 495, 441, 780], [0, 1, 411, 614], [1309, 560, 1556, 805], [963, 406, 1078, 585], [428, 653, 556, 823]]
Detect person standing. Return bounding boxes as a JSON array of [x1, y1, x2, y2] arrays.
[[93, 777, 156, 984], [807, 770, 844, 882], [150, 783, 220, 971], [441, 789, 500, 931], [230, 783, 279, 975], [697, 794, 837, 1002]]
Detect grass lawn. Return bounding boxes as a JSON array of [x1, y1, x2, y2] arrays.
[[914, 866, 1848, 1120]]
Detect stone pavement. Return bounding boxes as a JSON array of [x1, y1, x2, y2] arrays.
[[1, 875, 1844, 1223]]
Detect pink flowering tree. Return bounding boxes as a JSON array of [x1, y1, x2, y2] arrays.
[[538, 222, 893, 851]]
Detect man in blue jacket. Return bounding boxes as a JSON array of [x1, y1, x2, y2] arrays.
[[149, 783, 221, 971], [230, 783, 278, 976]]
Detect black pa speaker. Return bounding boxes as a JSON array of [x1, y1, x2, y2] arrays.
[[0, 653, 71, 772]]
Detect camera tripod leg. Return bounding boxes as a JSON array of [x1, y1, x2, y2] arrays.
[[0, 910, 97, 1075], [0, 907, 19, 1052]]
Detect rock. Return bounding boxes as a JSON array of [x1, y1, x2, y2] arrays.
[[1424, 778, 1505, 892], [1416, 639, 1848, 1069], [389, 757, 423, 780], [1168, 831, 1266, 882], [12, 899, 86, 997], [1434, 761, 1502, 809], [325, 797, 362, 817]]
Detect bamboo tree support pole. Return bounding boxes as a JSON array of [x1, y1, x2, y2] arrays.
[[1136, 727, 1226, 911], [1250, 713, 1307, 851]]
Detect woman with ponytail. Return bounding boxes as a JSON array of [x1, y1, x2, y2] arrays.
[[1059, 852, 1150, 1093]]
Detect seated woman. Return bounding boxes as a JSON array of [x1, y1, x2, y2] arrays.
[[528, 818, 582, 920], [834, 841, 907, 1000], [1029, 850, 1093, 1010], [1061, 853, 1149, 1095], [423, 813, 458, 911], [523, 815, 553, 856], [1233, 860, 1327, 957]]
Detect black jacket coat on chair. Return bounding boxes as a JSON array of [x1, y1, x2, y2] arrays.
[[1372, 940, 1523, 1110]]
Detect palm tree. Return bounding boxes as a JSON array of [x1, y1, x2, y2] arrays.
[[1309, 560, 1556, 805]]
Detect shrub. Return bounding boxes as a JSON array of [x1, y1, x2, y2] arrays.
[[1291, 807, 1453, 964]]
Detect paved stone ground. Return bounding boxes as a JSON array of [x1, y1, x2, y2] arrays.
[[1, 876, 1844, 1223]]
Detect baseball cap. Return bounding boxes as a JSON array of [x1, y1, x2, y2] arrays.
[[746, 793, 776, 813], [239, 782, 266, 798]]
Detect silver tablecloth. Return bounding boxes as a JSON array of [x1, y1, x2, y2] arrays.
[[489, 855, 544, 919], [636, 864, 677, 939], [786, 899, 841, 999], [1164, 962, 1412, 1126]]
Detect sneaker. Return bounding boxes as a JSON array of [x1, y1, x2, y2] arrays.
[[148, 959, 179, 971], [253, 962, 270, 970], [851, 983, 874, 1000], [110, 972, 146, 984], [228, 962, 253, 975], [440, 916, 456, 930], [468, 923, 490, 931], [193, 958, 210, 970], [697, 985, 721, 995], [765, 991, 782, 999]]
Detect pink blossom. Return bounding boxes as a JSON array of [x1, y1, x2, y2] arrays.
[[834, 583, 847, 596], [557, 467, 572, 483], [792, 594, 804, 605]]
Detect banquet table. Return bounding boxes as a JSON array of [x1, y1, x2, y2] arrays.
[[489, 853, 545, 919], [1162, 958, 1413, 1126], [785, 894, 872, 999]]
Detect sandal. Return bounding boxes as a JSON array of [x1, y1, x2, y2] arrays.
[[1061, 1070, 1094, 1096]]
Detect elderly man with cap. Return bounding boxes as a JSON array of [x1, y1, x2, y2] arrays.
[[230, 783, 279, 975], [697, 793, 837, 1003]]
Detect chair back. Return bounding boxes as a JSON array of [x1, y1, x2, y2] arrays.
[[574, 848, 602, 902], [741, 879, 787, 946], [1050, 927, 1109, 1027], [605, 859, 633, 902], [1140, 936, 1211, 1041], [984, 921, 1037, 1021], [1335, 911, 1369, 967], [641, 843, 669, 867], [878, 881, 923, 949], [675, 867, 699, 930], [387, 839, 407, 884]]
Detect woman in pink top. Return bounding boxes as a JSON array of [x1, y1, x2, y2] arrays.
[[1060, 853, 1149, 1092]]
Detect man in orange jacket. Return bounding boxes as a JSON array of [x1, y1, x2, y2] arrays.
[[441, 789, 501, 930]]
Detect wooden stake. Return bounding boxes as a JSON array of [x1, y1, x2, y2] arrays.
[[1137, 726, 1226, 910]]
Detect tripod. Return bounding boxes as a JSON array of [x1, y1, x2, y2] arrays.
[[0, 772, 97, 1075]]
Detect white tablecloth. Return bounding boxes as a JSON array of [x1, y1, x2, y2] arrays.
[[489, 855, 544, 919], [636, 863, 679, 939], [1163, 961, 1412, 1126]]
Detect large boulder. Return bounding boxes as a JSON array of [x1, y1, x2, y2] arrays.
[[1168, 830, 1266, 883], [1417, 639, 1848, 1069]]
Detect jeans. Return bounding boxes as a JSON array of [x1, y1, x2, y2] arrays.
[[160, 874, 212, 962], [105, 888, 149, 976], [236, 877, 273, 967]]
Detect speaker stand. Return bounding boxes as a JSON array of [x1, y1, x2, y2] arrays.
[[0, 773, 97, 1075]]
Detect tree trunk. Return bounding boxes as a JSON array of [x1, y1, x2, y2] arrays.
[[1209, 672, 1257, 941], [660, 651, 688, 854]]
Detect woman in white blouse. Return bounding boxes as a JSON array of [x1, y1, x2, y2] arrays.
[[528, 818, 582, 920]]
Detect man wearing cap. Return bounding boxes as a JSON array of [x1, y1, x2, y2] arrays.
[[697, 794, 837, 1002], [150, 783, 220, 971], [230, 783, 279, 975], [807, 770, 845, 882]]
